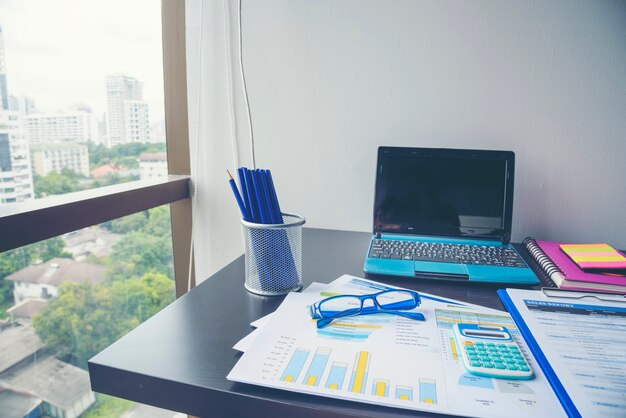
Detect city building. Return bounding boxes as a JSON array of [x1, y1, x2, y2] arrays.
[[0, 325, 95, 418], [25, 110, 97, 144], [62, 226, 121, 261], [106, 74, 151, 146], [0, 111, 34, 204], [0, 26, 35, 205], [29, 142, 90, 177], [5, 258, 105, 304], [0, 26, 8, 111], [139, 152, 168, 179]]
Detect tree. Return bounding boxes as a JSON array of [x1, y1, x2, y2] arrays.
[[110, 231, 173, 278], [33, 273, 174, 368], [34, 170, 85, 197]]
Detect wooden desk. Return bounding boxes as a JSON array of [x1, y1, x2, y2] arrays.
[[88, 228, 547, 417]]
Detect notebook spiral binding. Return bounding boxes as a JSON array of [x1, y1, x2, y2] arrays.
[[523, 237, 559, 287]]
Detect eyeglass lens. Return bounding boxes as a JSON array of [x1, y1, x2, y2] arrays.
[[375, 291, 417, 310], [319, 296, 362, 318]]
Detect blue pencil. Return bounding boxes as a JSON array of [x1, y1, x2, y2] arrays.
[[227, 170, 249, 220], [237, 167, 251, 220]]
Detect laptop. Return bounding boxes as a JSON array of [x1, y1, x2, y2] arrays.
[[363, 146, 538, 284]]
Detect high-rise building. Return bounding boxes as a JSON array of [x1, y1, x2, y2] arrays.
[[30, 142, 90, 177], [105, 74, 151, 146], [0, 110, 35, 204], [25, 110, 98, 144], [0, 26, 9, 110]]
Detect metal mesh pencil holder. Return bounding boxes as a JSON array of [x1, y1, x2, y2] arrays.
[[241, 213, 305, 296]]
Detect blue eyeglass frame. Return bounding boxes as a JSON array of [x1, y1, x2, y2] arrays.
[[309, 289, 425, 329]]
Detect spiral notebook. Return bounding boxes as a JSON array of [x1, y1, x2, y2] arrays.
[[523, 238, 626, 293]]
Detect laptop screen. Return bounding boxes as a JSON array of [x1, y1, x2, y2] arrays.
[[374, 147, 514, 240]]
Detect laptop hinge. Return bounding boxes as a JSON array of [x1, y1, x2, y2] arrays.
[[375, 226, 382, 239], [502, 232, 511, 246]]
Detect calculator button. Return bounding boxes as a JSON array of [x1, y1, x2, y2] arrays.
[[494, 363, 505, 369], [519, 365, 530, 372], [506, 364, 519, 370], [464, 341, 474, 346], [486, 343, 496, 347], [482, 362, 494, 368], [470, 361, 481, 367], [505, 359, 515, 365], [497, 344, 508, 349], [474, 343, 485, 348], [515, 358, 526, 364]]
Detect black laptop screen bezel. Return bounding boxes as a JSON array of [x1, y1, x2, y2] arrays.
[[373, 147, 515, 243]]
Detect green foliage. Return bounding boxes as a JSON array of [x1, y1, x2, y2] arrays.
[[110, 231, 173, 278], [82, 394, 134, 418], [88, 142, 165, 171], [107, 206, 173, 278], [33, 272, 174, 368], [34, 170, 85, 198]]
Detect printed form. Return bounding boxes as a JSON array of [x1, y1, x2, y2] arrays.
[[504, 289, 626, 418], [228, 276, 564, 417]]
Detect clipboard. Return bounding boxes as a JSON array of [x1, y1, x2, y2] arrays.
[[498, 287, 626, 418]]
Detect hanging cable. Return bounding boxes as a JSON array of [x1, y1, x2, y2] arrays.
[[238, 0, 256, 168]]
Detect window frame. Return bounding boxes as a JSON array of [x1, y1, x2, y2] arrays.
[[0, 0, 194, 297]]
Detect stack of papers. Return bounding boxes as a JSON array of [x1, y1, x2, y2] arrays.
[[228, 275, 564, 417]]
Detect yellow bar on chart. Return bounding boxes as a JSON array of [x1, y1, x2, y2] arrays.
[[450, 337, 458, 360], [350, 351, 369, 393], [375, 381, 387, 397], [283, 375, 294, 382], [305, 376, 317, 386]]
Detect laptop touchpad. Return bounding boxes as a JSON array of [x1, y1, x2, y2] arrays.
[[414, 261, 470, 280]]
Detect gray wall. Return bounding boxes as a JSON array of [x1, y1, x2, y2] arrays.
[[187, 0, 626, 280]]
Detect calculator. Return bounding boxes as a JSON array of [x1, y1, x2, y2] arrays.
[[453, 323, 534, 380]]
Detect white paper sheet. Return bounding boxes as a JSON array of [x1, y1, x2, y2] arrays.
[[228, 275, 564, 417], [504, 288, 626, 418]]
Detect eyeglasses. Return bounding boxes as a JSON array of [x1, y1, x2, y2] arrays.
[[309, 289, 425, 329]]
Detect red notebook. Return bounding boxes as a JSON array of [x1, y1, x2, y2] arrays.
[[523, 238, 626, 293]]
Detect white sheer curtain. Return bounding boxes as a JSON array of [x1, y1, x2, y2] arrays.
[[186, 0, 626, 283]]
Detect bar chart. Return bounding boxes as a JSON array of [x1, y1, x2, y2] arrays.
[[276, 345, 439, 407]]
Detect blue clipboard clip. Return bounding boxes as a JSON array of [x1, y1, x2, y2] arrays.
[[541, 287, 626, 303]]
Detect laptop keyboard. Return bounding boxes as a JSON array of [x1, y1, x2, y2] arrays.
[[368, 239, 527, 268]]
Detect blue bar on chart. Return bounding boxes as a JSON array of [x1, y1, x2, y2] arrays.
[[348, 351, 370, 394], [302, 347, 331, 387], [419, 378, 438, 404], [371, 379, 389, 397], [280, 348, 310, 383], [395, 385, 414, 401], [325, 361, 348, 390]]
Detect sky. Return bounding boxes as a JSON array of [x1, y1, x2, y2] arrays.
[[0, 0, 165, 122]]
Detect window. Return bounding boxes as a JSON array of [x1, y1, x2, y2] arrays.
[[0, 1, 191, 417]]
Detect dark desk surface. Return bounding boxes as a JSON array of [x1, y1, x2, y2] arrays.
[[89, 228, 548, 418]]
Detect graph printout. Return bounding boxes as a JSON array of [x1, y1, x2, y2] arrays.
[[228, 276, 565, 417], [504, 289, 626, 418]]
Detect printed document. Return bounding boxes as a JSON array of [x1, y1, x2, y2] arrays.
[[228, 276, 564, 417], [504, 288, 626, 418]]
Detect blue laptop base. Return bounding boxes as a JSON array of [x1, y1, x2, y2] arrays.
[[363, 235, 539, 285]]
